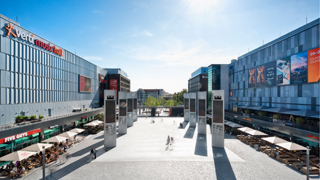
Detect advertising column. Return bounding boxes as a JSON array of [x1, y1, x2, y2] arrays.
[[189, 93, 196, 127], [127, 92, 133, 127], [197, 92, 207, 134], [133, 93, 138, 122], [104, 90, 117, 149], [118, 92, 127, 135], [212, 90, 224, 148], [184, 93, 189, 122]]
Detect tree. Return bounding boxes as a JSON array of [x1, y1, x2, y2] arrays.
[[158, 96, 166, 106], [165, 99, 175, 106], [144, 95, 160, 106], [173, 89, 188, 105]]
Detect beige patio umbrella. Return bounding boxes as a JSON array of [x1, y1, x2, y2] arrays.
[[276, 142, 307, 151], [0, 151, 37, 161], [262, 137, 289, 144], [42, 136, 67, 143], [21, 143, 53, 152], [59, 131, 78, 138], [91, 120, 103, 124], [245, 130, 268, 136], [68, 128, 85, 133], [237, 127, 254, 132], [84, 122, 100, 127]]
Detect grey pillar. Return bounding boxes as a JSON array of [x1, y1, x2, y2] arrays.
[[118, 92, 127, 135], [104, 90, 117, 149], [212, 90, 225, 148], [189, 93, 196, 127], [127, 93, 133, 127], [198, 91, 207, 134], [133, 93, 138, 122], [184, 93, 189, 122]]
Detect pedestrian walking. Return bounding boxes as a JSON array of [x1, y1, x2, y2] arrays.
[[90, 148, 94, 159], [170, 137, 174, 149], [93, 148, 97, 159]]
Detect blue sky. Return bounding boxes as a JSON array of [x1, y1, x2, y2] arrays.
[[1, 0, 319, 93]]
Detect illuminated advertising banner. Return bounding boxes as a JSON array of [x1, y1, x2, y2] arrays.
[[308, 47, 320, 83], [290, 51, 308, 84], [248, 67, 256, 88], [256, 65, 265, 87], [265, 61, 277, 86], [277, 57, 290, 85], [110, 79, 118, 98], [79, 75, 91, 92]]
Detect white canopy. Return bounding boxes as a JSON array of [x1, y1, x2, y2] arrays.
[[261, 137, 289, 144], [69, 128, 85, 133], [42, 136, 67, 143], [21, 143, 53, 152], [59, 131, 78, 138], [245, 130, 268, 136], [0, 151, 37, 161], [276, 142, 307, 151], [84, 122, 100, 127], [238, 127, 254, 132], [91, 120, 103, 124]]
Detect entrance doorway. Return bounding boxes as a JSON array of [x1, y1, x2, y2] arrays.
[[48, 109, 52, 117]]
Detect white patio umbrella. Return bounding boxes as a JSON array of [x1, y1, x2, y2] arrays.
[[245, 130, 268, 136], [261, 137, 289, 144], [21, 143, 53, 152], [59, 131, 78, 138], [237, 127, 254, 132], [0, 151, 37, 161], [91, 120, 103, 124], [42, 136, 67, 143], [84, 122, 100, 127], [275, 142, 307, 151], [68, 128, 85, 133]]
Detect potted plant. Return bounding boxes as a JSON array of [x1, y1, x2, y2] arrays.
[[15, 115, 22, 123], [38, 114, 44, 120], [258, 112, 266, 117], [22, 116, 29, 122], [30, 115, 37, 120], [245, 110, 250, 115], [273, 114, 279, 123], [295, 117, 305, 124]]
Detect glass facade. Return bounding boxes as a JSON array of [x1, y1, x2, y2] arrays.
[[208, 65, 221, 111]]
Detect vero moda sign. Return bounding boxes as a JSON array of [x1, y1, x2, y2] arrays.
[[4, 23, 63, 56]]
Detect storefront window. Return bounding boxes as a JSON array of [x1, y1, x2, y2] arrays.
[[44, 126, 61, 140]]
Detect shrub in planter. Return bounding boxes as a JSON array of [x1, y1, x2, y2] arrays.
[[295, 117, 305, 124], [30, 115, 37, 120], [15, 115, 23, 123], [38, 115, 44, 120], [23, 116, 29, 121], [273, 114, 279, 119], [258, 112, 266, 117], [245, 110, 250, 114]]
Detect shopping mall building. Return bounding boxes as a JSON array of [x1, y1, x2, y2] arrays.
[[189, 18, 320, 146], [0, 14, 130, 154]]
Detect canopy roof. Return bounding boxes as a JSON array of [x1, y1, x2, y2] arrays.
[[276, 142, 307, 151], [245, 130, 268, 136], [42, 136, 67, 143], [21, 143, 53, 152], [59, 132, 78, 138], [246, 106, 268, 111], [0, 151, 36, 161], [238, 127, 254, 132], [84, 122, 100, 127], [91, 120, 103, 124], [261, 107, 290, 113], [224, 121, 244, 128], [280, 110, 319, 118], [69, 128, 85, 133], [262, 137, 289, 144]]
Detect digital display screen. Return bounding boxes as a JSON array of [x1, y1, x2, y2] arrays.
[[127, 99, 133, 112], [105, 100, 115, 123], [119, 99, 126, 116], [184, 99, 189, 109], [79, 75, 91, 92], [190, 99, 195, 112], [199, 100, 206, 116], [212, 100, 223, 123], [134, 98, 137, 109]]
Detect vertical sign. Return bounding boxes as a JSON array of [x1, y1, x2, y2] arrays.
[[248, 67, 256, 88], [308, 47, 320, 83], [290, 51, 308, 84], [277, 57, 291, 85]]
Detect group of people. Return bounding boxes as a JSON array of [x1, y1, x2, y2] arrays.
[[0, 161, 26, 178], [166, 135, 174, 149]]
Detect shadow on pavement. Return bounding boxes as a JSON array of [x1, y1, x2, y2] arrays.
[[224, 133, 237, 139], [194, 134, 207, 156], [183, 125, 195, 139], [212, 147, 236, 180]]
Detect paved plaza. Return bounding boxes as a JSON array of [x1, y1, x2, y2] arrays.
[[23, 117, 318, 180]]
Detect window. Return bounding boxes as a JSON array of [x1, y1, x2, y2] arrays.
[[298, 85, 302, 97]]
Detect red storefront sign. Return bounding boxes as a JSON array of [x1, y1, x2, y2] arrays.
[[81, 116, 87, 119], [0, 128, 41, 144], [307, 134, 319, 140]]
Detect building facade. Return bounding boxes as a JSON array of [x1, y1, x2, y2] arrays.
[[188, 67, 208, 93], [104, 68, 131, 101], [136, 88, 165, 105]]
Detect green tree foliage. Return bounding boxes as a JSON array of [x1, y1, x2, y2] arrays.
[[96, 114, 104, 121], [158, 96, 166, 106], [30, 115, 37, 120], [173, 89, 188, 105], [38, 115, 44, 119], [295, 117, 305, 124], [15, 115, 22, 120], [144, 96, 160, 106], [164, 99, 175, 106]]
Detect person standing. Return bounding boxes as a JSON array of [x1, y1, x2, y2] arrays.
[[90, 149, 94, 159], [93, 148, 97, 159]]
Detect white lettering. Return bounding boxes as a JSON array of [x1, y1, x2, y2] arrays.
[[21, 33, 26, 40], [16, 29, 22, 38]]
